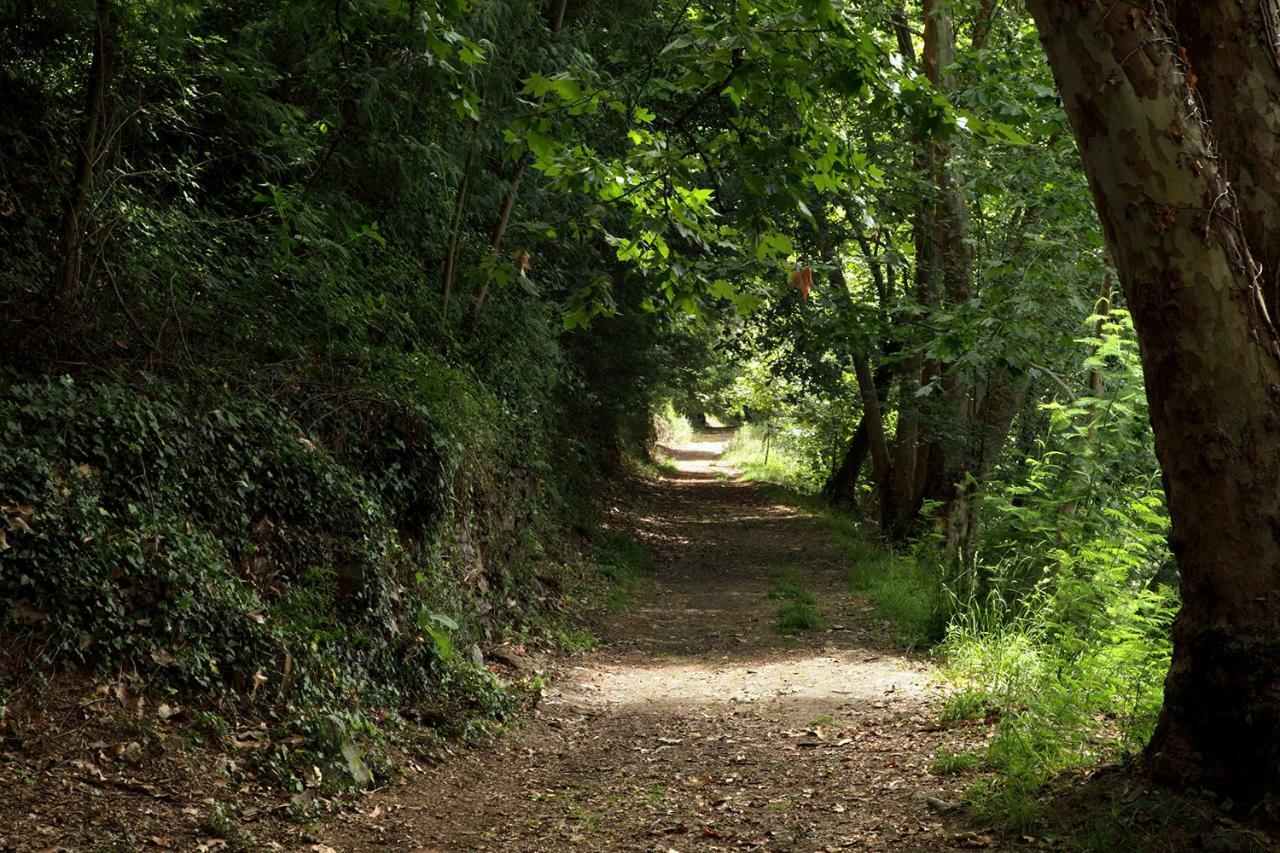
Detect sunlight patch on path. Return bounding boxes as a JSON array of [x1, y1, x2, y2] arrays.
[[547, 651, 935, 711]]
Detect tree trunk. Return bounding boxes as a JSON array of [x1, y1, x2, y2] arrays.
[[812, 203, 896, 516], [823, 363, 892, 511], [1026, 0, 1280, 807], [55, 0, 114, 313], [1171, 0, 1280, 323], [469, 0, 570, 323], [916, 0, 982, 548], [440, 145, 475, 331], [949, 371, 1028, 560], [853, 354, 894, 525], [469, 153, 529, 320], [823, 419, 870, 511]]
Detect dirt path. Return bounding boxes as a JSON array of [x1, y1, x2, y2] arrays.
[[313, 429, 975, 851]]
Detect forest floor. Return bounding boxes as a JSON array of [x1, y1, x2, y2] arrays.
[[300, 428, 984, 851], [0, 428, 999, 851]]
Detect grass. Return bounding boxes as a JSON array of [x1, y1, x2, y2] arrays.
[[768, 568, 825, 634], [815, 512, 949, 645], [940, 688, 993, 725], [776, 599, 824, 634], [589, 526, 653, 614], [643, 782, 668, 806], [931, 746, 982, 776], [675, 418, 1183, 845], [199, 803, 254, 850], [720, 423, 819, 492], [637, 454, 682, 478], [714, 427, 949, 645]]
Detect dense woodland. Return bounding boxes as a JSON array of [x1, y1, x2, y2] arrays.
[[3, 0, 1280, 845]]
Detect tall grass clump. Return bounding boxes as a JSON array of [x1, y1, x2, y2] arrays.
[[816, 512, 949, 644], [653, 400, 695, 447], [932, 311, 1178, 829], [721, 421, 824, 492], [767, 568, 825, 634], [940, 573, 1174, 831]]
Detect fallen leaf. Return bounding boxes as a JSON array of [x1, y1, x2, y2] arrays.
[[791, 267, 813, 298], [512, 248, 532, 274]]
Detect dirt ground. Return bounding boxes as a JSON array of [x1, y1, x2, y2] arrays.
[[300, 429, 981, 851], [0, 428, 993, 851]]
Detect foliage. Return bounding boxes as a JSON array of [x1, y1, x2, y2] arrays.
[[931, 747, 981, 776], [653, 400, 694, 448], [723, 307, 1176, 828], [768, 569, 824, 635], [722, 422, 833, 493], [587, 526, 653, 613], [0, 0, 717, 784], [0, 0, 1200, 833]]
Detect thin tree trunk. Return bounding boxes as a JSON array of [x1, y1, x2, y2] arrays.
[[972, 0, 999, 50], [812, 202, 896, 516], [853, 354, 893, 524], [887, 355, 925, 536], [441, 145, 476, 330], [823, 363, 892, 511], [469, 0, 569, 323], [55, 0, 113, 312], [950, 372, 1028, 560], [469, 154, 529, 320], [1026, 0, 1280, 806], [823, 419, 870, 510]]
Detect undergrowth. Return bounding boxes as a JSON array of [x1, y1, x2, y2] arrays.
[[589, 525, 654, 613], [721, 423, 821, 492], [721, 416, 1177, 839], [0, 372, 655, 793], [767, 568, 824, 634], [653, 400, 695, 448]]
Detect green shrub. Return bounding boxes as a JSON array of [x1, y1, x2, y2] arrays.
[[776, 600, 824, 634], [721, 423, 823, 492], [0, 371, 575, 787], [769, 570, 824, 634], [653, 400, 695, 446], [931, 747, 981, 776]]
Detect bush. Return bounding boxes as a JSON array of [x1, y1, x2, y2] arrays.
[[653, 400, 694, 447], [0, 368, 625, 788]]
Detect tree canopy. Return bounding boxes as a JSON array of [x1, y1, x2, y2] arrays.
[[4, 0, 1280, 843]]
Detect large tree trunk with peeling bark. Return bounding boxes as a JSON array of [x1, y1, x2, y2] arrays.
[[1171, 0, 1280, 323], [1026, 0, 1280, 807]]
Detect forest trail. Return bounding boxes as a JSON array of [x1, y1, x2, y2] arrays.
[[315, 429, 975, 851]]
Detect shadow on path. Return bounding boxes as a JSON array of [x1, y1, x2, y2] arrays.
[[312, 428, 975, 851]]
